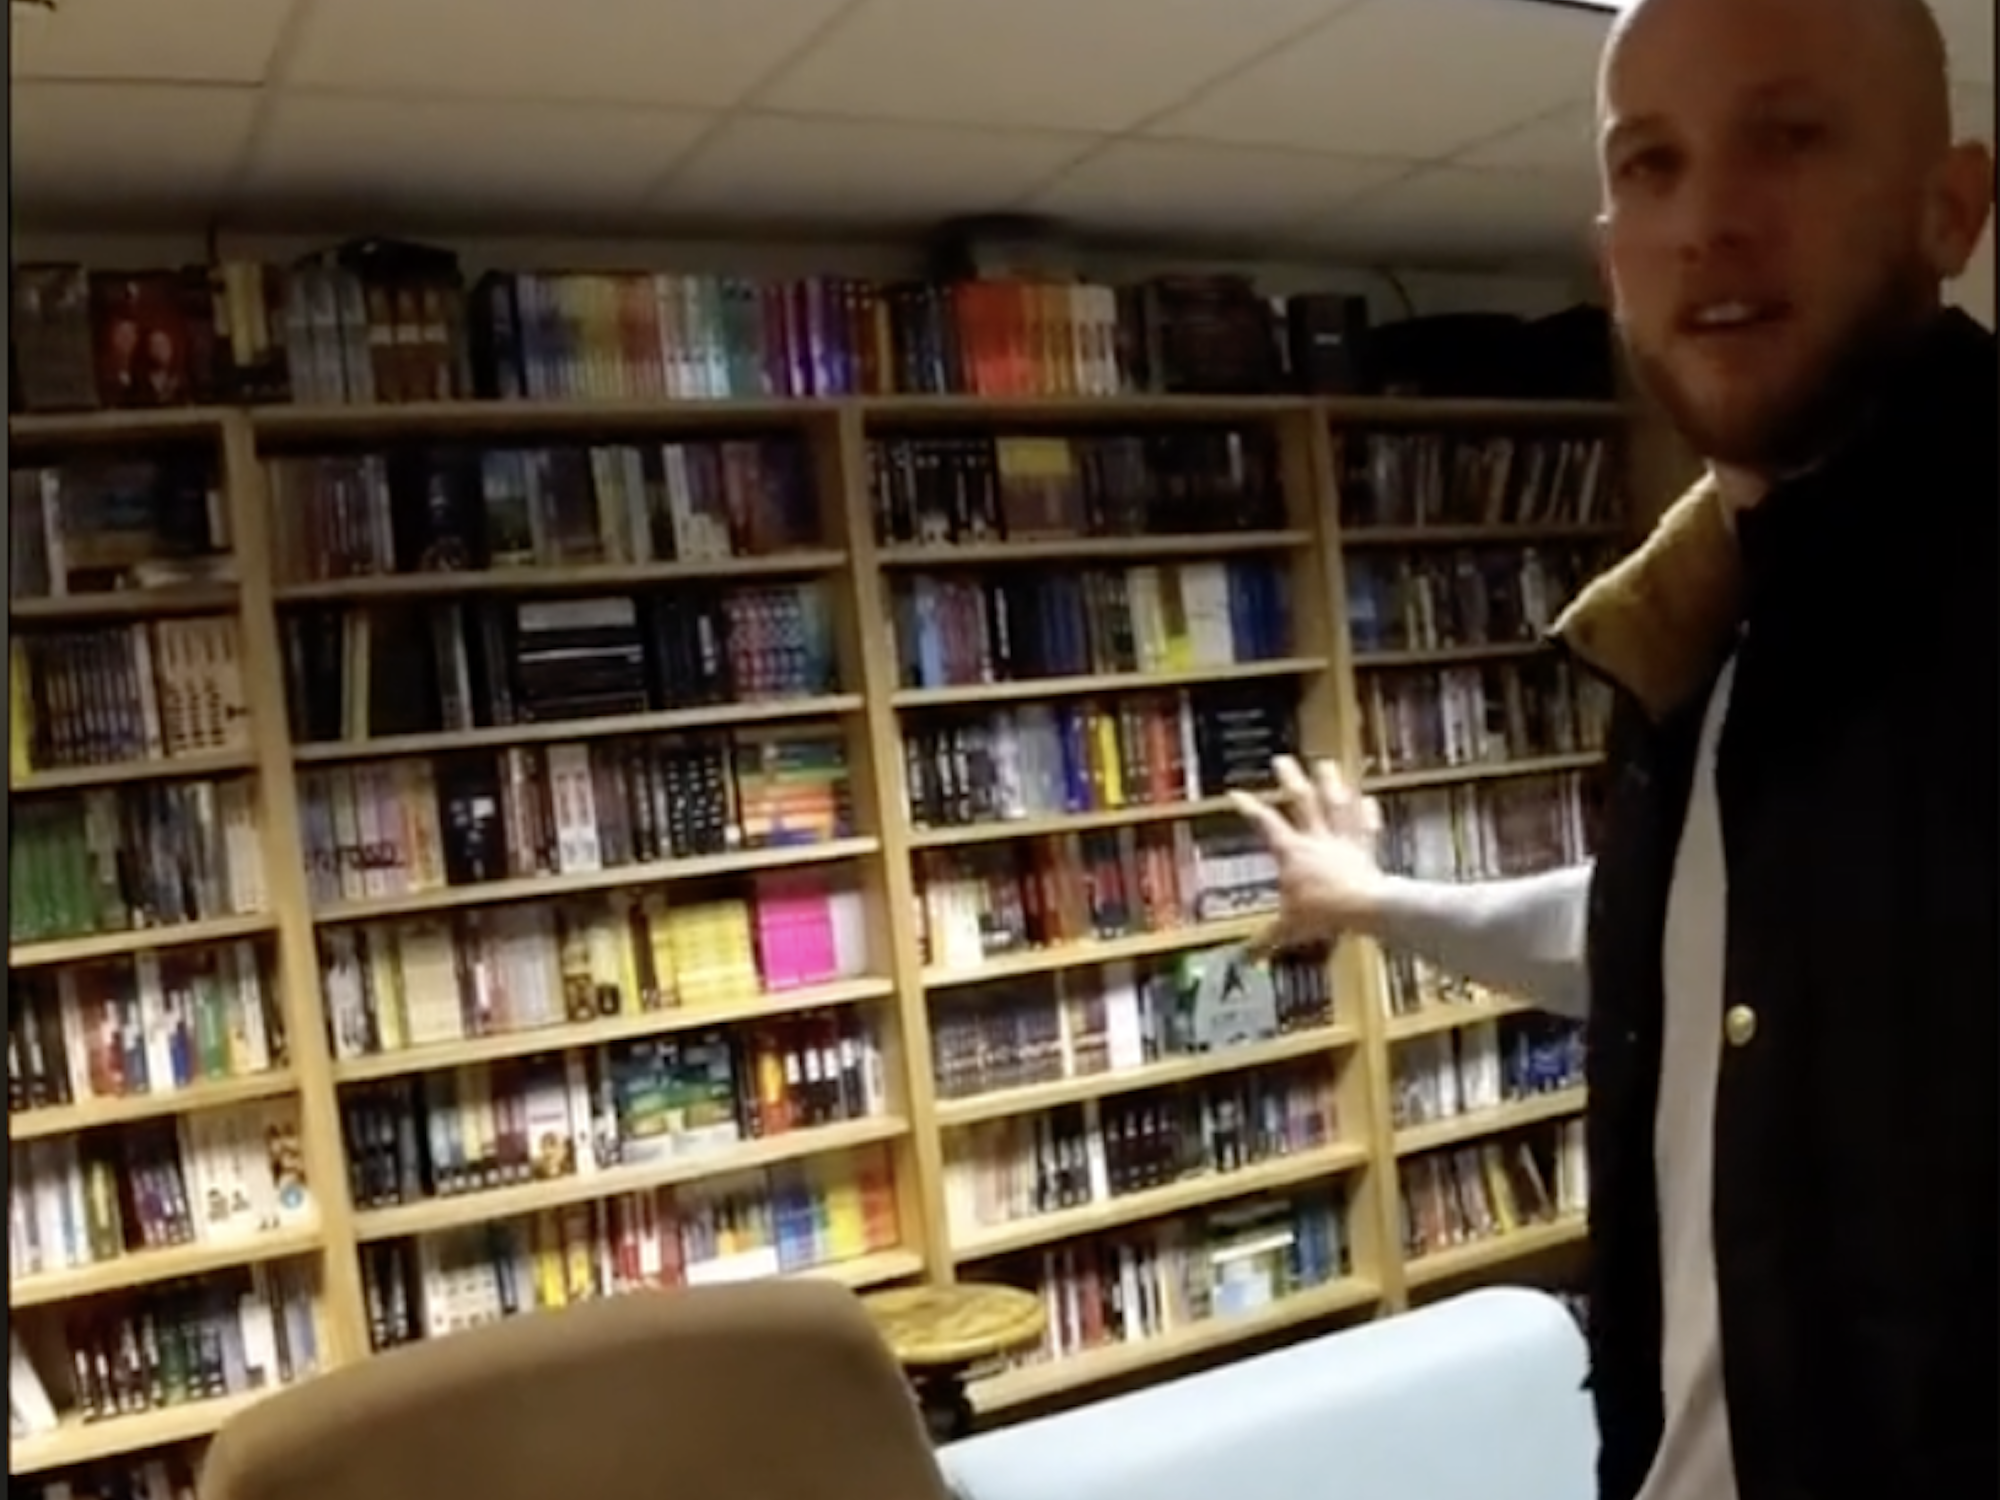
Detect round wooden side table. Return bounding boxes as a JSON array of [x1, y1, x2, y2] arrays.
[[863, 1283, 1046, 1444]]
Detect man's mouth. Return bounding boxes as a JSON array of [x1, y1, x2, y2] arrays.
[[1678, 301, 1791, 337]]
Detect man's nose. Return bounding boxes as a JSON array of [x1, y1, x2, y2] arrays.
[[1672, 157, 1769, 260]]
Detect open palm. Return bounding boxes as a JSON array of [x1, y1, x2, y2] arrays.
[[1229, 755, 1388, 956]]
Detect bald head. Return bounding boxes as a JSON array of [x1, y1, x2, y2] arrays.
[[1603, 0, 1956, 155], [1591, 0, 1991, 476]]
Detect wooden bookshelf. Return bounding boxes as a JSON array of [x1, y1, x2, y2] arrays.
[[933, 1024, 1358, 1128], [346, 1115, 912, 1243], [1392, 1086, 1589, 1158], [7, 389, 1621, 1471], [1403, 1212, 1590, 1291], [9, 1392, 274, 1476]]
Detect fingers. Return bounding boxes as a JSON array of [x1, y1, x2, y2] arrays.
[[1314, 759, 1356, 832], [1247, 756, 1372, 848], [1228, 789, 1296, 848], [1273, 756, 1327, 837]]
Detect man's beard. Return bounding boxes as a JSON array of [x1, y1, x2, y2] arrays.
[[1621, 253, 1938, 474]]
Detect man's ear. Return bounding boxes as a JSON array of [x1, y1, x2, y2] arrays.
[[1928, 138, 1995, 279]]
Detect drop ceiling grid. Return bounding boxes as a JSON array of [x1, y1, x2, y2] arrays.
[[8, 0, 1995, 263], [9, 0, 301, 84], [639, 0, 1403, 233]]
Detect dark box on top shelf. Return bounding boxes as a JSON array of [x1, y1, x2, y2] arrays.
[[1119, 275, 1283, 395], [1366, 306, 1617, 401]]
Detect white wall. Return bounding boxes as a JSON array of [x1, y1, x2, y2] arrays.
[[1948, 221, 1995, 329]]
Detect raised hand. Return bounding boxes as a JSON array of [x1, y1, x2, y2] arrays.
[[1228, 755, 1388, 957]]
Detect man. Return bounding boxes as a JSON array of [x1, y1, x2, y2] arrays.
[[1231, 0, 1996, 1497]]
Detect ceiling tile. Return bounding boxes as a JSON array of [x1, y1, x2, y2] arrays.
[[759, 0, 1356, 133], [283, 0, 853, 109], [1932, 0, 1995, 86], [9, 0, 297, 85], [650, 114, 1095, 227], [1029, 140, 1411, 240], [1303, 163, 1598, 266], [1457, 100, 1598, 174], [240, 95, 714, 229], [12, 81, 258, 224], [1151, 0, 1609, 159]]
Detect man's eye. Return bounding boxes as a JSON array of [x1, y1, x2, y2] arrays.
[[1615, 148, 1676, 183]]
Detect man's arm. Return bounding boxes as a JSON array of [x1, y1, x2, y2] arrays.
[[1361, 864, 1593, 1021], [1230, 758, 1592, 1021]]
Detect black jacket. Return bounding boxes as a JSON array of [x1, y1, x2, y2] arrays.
[[1556, 309, 1997, 1500]]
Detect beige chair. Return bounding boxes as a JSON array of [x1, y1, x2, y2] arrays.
[[200, 1279, 954, 1500]]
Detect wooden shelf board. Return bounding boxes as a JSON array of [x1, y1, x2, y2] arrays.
[[878, 531, 1309, 567], [859, 394, 1314, 424], [331, 978, 895, 1085], [313, 837, 880, 924], [1403, 1213, 1590, 1289], [9, 1389, 272, 1474], [1351, 641, 1550, 670], [10, 585, 240, 622], [973, 1274, 1382, 1412], [250, 397, 837, 441], [936, 1026, 1359, 1128], [1393, 1086, 1589, 1157], [861, 392, 1622, 428], [5, 395, 1627, 451], [9, 914, 278, 970], [894, 657, 1326, 710], [10, 1224, 323, 1309], [9, 1071, 300, 1142], [950, 1141, 1371, 1264], [1362, 750, 1604, 795], [923, 916, 1266, 991], [10, 748, 258, 794], [351, 1114, 910, 1241], [273, 550, 848, 603], [909, 795, 1244, 850], [1324, 396, 1625, 427], [1339, 523, 1625, 548], [294, 695, 864, 764], [8, 407, 231, 445], [797, 1247, 926, 1291], [1383, 999, 1532, 1042]]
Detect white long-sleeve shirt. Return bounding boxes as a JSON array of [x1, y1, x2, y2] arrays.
[[1375, 657, 1741, 1500]]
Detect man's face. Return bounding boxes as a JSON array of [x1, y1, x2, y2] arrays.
[[1595, 0, 1947, 470]]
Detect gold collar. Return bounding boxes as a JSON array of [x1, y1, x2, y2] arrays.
[[1550, 476, 1745, 722]]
